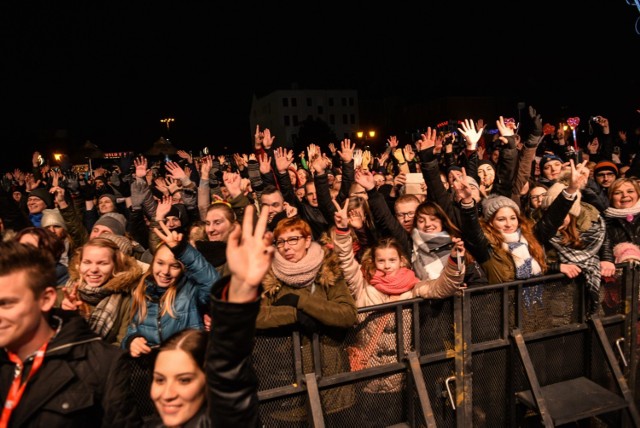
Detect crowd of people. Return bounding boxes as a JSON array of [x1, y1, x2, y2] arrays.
[[0, 107, 639, 426]]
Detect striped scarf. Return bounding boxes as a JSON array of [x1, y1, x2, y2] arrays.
[[549, 216, 606, 314], [411, 229, 453, 280]]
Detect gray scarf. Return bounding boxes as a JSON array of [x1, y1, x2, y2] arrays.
[[271, 241, 324, 291], [411, 229, 452, 280]]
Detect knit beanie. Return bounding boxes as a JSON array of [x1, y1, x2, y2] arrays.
[[98, 193, 118, 206], [594, 161, 619, 177], [465, 176, 481, 191], [28, 188, 54, 208], [539, 154, 563, 172], [41, 208, 67, 231], [613, 242, 640, 264], [542, 182, 582, 217], [166, 205, 184, 222], [100, 232, 133, 256], [94, 212, 127, 236], [481, 194, 520, 221], [478, 160, 496, 172]]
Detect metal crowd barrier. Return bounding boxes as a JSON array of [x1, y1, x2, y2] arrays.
[[127, 261, 640, 427]]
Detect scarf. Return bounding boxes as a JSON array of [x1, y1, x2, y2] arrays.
[[369, 267, 419, 295], [271, 241, 324, 291], [28, 212, 43, 228], [411, 229, 453, 280], [501, 229, 542, 280], [78, 282, 122, 339], [549, 216, 606, 314], [604, 200, 640, 221]]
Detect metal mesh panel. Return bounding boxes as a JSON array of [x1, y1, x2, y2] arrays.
[[418, 297, 455, 355], [323, 375, 409, 428], [253, 333, 297, 391], [515, 277, 580, 334], [525, 332, 586, 386], [259, 394, 309, 427], [471, 348, 509, 427], [470, 289, 503, 343], [414, 360, 456, 428], [128, 353, 157, 420]]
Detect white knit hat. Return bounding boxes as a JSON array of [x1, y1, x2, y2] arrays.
[[41, 208, 67, 231]]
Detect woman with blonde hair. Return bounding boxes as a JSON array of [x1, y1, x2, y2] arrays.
[[60, 236, 143, 345], [122, 221, 219, 356]]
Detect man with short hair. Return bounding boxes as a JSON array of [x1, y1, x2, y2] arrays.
[[394, 194, 421, 233], [593, 161, 619, 209], [0, 241, 141, 427], [259, 185, 288, 231]]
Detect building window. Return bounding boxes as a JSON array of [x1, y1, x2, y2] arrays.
[[317, 106, 324, 115], [342, 114, 348, 124], [306, 97, 312, 107], [284, 116, 290, 126], [349, 97, 354, 106], [350, 114, 355, 124], [292, 98, 297, 107], [329, 114, 335, 125], [282, 98, 289, 107], [293, 115, 299, 126], [329, 97, 334, 107], [341, 98, 347, 107]]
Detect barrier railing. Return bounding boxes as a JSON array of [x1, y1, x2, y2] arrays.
[[128, 261, 640, 427]]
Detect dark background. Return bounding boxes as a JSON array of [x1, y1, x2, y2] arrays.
[[2, 2, 639, 171]]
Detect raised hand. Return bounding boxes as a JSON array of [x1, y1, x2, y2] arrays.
[[165, 161, 187, 181], [153, 216, 183, 248], [402, 145, 416, 162], [355, 168, 375, 191], [496, 116, 515, 139], [452, 167, 473, 203], [262, 128, 276, 150], [458, 119, 484, 150], [134, 156, 148, 179], [328, 142, 337, 154], [337, 139, 354, 163], [274, 147, 293, 173], [226, 204, 275, 303], [155, 195, 173, 221], [332, 198, 350, 229], [254, 125, 264, 149], [387, 136, 399, 149], [393, 148, 405, 164], [222, 171, 242, 198], [258, 152, 272, 175], [353, 149, 363, 169], [376, 151, 389, 166], [567, 159, 589, 193], [177, 150, 193, 163], [528, 106, 543, 135], [361, 150, 372, 170]]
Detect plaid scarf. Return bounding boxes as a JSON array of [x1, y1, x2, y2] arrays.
[[78, 283, 123, 339], [549, 216, 606, 314], [411, 229, 453, 281]]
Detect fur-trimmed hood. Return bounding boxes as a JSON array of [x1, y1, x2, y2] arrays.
[[67, 251, 144, 293], [262, 245, 342, 298]]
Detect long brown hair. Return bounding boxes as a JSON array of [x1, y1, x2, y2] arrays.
[[481, 211, 548, 272]]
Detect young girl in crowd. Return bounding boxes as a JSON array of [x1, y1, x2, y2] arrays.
[[123, 221, 219, 357], [332, 197, 466, 426]]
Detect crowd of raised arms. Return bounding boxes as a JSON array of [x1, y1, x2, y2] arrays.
[[0, 105, 639, 426]]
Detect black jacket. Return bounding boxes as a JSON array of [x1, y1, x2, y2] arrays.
[[0, 309, 141, 428], [600, 214, 640, 263]]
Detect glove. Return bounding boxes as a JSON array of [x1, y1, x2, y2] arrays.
[[529, 106, 543, 136], [272, 293, 300, 307], [296, 310, 322, 334]]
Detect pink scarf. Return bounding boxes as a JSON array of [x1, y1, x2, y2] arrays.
[[369, 267, 419, 295]]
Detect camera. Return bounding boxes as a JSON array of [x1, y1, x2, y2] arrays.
[[590, 116, 601, 124]]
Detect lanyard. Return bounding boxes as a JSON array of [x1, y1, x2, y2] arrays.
[[0, 341, 48, 428]]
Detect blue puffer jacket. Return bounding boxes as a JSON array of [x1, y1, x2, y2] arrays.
[[122, 243, 219, 349]]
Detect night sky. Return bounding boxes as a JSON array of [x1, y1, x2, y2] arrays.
[[3, 3, 639, 171]]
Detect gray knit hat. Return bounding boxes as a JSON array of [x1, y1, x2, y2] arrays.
[[100, 232, 133, 256], [542, 182, 581, 217], [41, 208, 67, 231], [94, 212, 127, 236], [481, 194, 520, 221], [98, 193, 118, 206]]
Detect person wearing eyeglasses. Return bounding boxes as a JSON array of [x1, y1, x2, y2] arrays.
[[256, 216, 357, 424]]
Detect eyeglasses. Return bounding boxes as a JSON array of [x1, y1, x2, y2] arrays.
[[530, 193, 547, 202], [395, 211, 416, 220], [274, 236, 305, 248]]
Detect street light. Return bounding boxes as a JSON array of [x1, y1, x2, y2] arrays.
[[160, 117, 175, 131]]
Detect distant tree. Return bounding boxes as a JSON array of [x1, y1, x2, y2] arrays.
[[294, 117, 338, 155]]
